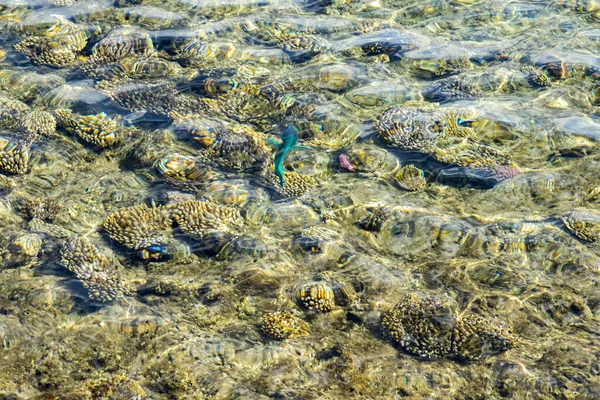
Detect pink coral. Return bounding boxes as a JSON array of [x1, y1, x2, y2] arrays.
[[339, 154, 355, 172]]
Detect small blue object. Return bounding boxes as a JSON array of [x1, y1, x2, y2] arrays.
[[139, 244, 170, 261], [457, 118, 475, 127]]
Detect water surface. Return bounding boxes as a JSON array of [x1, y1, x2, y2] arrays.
[[1, 0, 600, 398]]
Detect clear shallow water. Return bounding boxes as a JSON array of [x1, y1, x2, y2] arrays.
[[1, 0, 600, 398]]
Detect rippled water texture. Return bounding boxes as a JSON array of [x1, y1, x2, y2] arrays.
[[3, 0, 600, 398]]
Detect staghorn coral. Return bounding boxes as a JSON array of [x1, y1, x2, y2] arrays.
[[422, 76, 485, 103], [375, 104, 519, 182], [260, 311, 310, 340], [101, 80, 205, 116], [88, 26, 155, 65], [50, 108, 74, 127], [0, 94, 29, 123], [14, 37, 76, 66], [103, 204, 173, 250], [202, 83, 293, 125], [452, 314, 515, 362], [13, 20, 88, 67], [382, 294, 454, 359], [60, 237, 132, 302]]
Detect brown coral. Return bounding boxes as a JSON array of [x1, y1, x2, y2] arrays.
[[66, 113, 122, 148], [22, 197, 60, 221], [297, 282, 336, 312], [169, 200, 243, 239], [260, 311, 310, 340], [0, 137, 29, 174], [103, 204, 172, 250], [155, 153, 216, 190], [60, 237, 132, 302], [382, 294, 515, 361], [393, 165, 427, 191], [14, 37, 77, 66], [266, 170, 317, 198], [17, 110, 57, 137], [562, 210, 600, 242]]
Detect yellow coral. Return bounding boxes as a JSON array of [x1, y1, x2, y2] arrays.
[[169, 200, 243, 238], [103, 204, 172, 250], [18, 110, 57, 136], [61, 237, 132, 302], [0, 137, 29, 174], [297, 282, 335, 312], [67, 113, 122, 148], [260, 311, 310, 340], [266, 170, 317, 198]]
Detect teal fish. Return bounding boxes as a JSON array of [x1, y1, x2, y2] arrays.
[[274, 126, 299, 188]]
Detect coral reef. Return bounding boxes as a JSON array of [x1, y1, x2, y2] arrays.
[[0, 137, 29, 174], [382, 295, 515, 361], [60, 237, 132, 302], [260, 311, 310, 340], [169, 199, 243, 238], [66, 113, 123, 148], [297, 282, 336, 312], [103, 204, 172, 250]]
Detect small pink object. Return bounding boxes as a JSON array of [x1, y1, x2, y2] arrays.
[[339, 154, 355, 171], [495, 165, 521, 181]]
